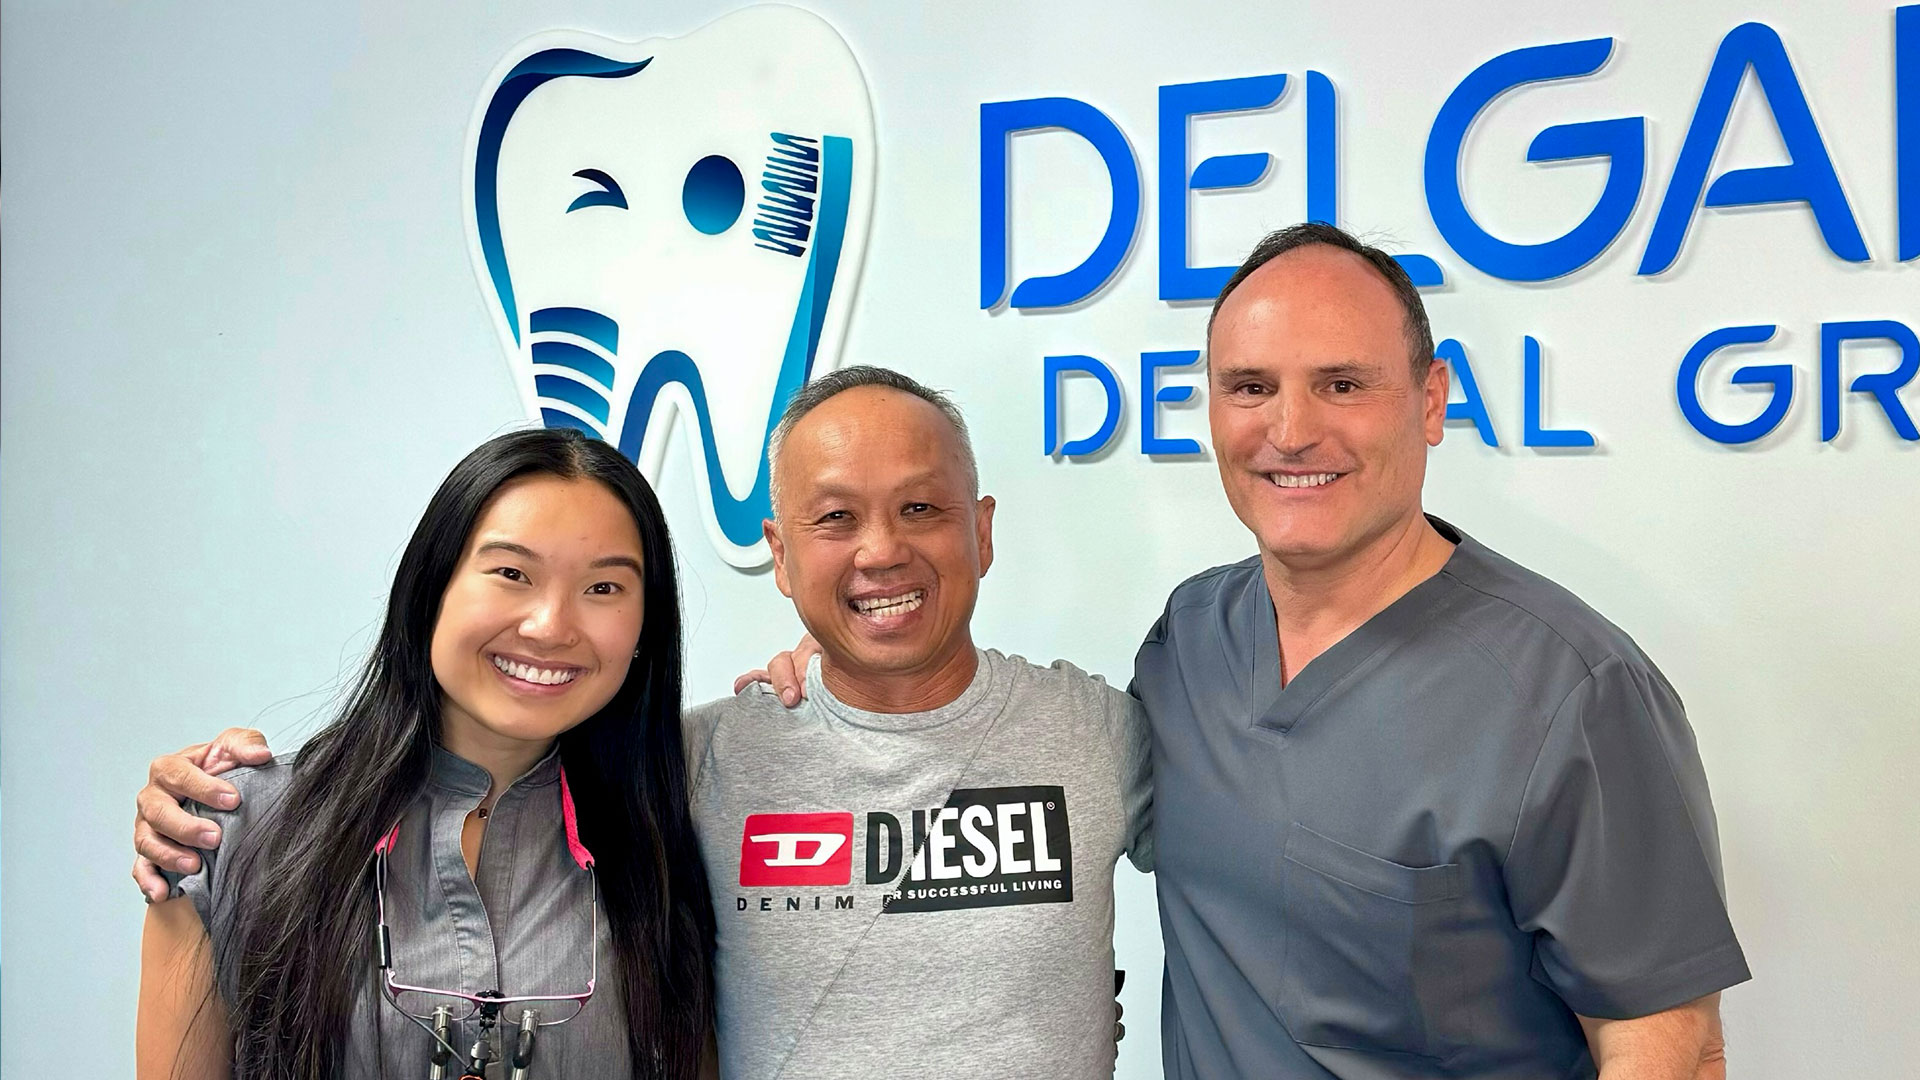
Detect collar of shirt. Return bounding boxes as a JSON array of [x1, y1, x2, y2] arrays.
[[425, 740, 564, 798], [1252, 515, 1473, 735], [802, 648, 1010, 733]]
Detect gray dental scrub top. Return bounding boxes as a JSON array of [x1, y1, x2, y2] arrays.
[[1134, 518, 1750, 1079], [177, 746, 624, 1079]]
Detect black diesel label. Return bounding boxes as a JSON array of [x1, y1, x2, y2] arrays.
[[880, 785, 1073, 914]]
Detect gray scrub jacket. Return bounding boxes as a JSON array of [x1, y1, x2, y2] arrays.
[[1135, 518, 1750, 1079], [179, 746, 625, 1078]]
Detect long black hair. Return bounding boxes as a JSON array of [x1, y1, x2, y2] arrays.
[[212, 428, 715, 1079]]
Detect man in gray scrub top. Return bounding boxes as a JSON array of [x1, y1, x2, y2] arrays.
[[1138, 223, 1749, 1079]]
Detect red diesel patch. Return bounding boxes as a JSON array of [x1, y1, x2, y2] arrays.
[[739, 812, 854, 886]]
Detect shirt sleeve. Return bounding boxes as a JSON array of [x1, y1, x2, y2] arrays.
[[1104, 686, 1154, 873], [167, 799, 243, 932], [681, 701, 726, 793], [1504, 653, 1751, 1019], [1120, 600, 1177, 874], [163, 760, 289, 933]]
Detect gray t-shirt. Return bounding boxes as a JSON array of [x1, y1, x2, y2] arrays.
[[684, 647, 1152, 1080], [1136, 518, 1750, 1079]]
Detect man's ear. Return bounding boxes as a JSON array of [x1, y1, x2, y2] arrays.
[[1422, 357, 1450, 447], [765, 518, 794, 598], [974, 495, 997, 577]]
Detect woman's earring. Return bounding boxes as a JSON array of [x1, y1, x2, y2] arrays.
[[633, 647, 642, 658]]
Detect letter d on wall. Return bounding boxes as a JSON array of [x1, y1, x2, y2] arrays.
[[1044, 355, 1123, 455], [981, 98, 1140, 309]]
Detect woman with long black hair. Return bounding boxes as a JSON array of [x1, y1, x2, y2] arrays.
[[137, 428, 715, 1079]]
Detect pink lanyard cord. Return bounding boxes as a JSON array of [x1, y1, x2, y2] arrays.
[[374, 763, 595, 870], [557, 767, 595, 870]]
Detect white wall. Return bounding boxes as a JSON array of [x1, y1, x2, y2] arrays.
[[3, 1, 1914, 1075]]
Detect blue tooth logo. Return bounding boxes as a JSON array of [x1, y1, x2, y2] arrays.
[[464, 6, 875, 567], [529, 306, 619, 431]]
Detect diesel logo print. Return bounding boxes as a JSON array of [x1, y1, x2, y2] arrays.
[[733, 787, 1075, 914], [881, 786, 1073, 913], [739, 812, 854, 886]]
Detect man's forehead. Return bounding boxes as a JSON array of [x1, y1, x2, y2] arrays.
[[782, 453, 971, 510], [1213, 251, 1407, 353], [789, 386, 956, 448], [775, 386, 969, 497], [800, 464, 959, 497], [1221, 244, 1395, 325]]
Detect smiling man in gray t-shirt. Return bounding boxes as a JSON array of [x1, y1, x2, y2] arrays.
[[684, 366, 1149, 1078]]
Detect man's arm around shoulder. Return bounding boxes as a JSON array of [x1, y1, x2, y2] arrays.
[[133, 728, 273, 902]]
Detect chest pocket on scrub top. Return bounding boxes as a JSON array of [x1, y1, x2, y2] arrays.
[[1278, 822, 1468, 1060]]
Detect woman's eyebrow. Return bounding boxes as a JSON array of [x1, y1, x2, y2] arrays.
[[478, 541, 641, 574], [476, 540, 541, 560]]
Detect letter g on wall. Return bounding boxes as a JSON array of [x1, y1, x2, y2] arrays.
[[1425, 38, 1644, 282], [463, 6, 875, 567]]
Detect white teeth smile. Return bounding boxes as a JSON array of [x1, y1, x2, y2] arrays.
[[491, 656, 580, 686], [850, 590, 925, 618], [1268, 472, 1340, 489]]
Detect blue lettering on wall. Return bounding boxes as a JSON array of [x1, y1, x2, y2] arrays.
[[1523, 336, 1595, 447], [985, 72, 1445, 310], [1425, 38, 1645, 282], [1307, 70, 1445, 286], [1822, 321, 1920, 440], [1044, 354, 1124, 455], [1899, 4, 1918, 261], [981, 98, 1141, 309], [1141, 350, 1205, 454], [1640, 23, 1868, 274], [1159, 75, 1289, 302], [1306, 71, 1337, 227], [1676, 324, 1793, 444], [990, 14, 1912, 457]]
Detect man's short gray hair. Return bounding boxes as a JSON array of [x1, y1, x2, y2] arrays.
[[767, 365, 979, 516]]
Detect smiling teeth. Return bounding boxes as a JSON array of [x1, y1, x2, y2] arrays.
[[851, 590, 925, 617], [492, 656, 579, 685], [1269, 473, 1339, 488]]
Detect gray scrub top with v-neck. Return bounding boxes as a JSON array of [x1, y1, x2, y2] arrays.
[[178, 745, 624, 1079], [1134, 518, 1749, 1080]]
